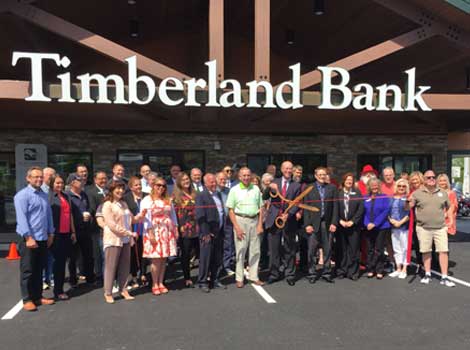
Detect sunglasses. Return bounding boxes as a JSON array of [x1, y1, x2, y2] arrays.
[[224, 169, 233, 173], [397, 185, 406, 188], [425, 176, 436, 180], [155, 183, 166, 188]]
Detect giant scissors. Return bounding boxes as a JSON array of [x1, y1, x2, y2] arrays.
[[270, 185, 319, 229]]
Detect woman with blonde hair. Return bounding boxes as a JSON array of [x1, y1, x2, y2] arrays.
[[363, 178, 391, 279], [437, 174, 457, 235], [388, 179, 410, 279], [172, 172, 198, 288], [406, 171, 425, 269], [140, 177, 178, 295]]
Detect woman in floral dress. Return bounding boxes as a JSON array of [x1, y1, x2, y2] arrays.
[[140, 177, 178, 296], [172, 172, 198, 288]]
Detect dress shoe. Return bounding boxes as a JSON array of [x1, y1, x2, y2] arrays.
[[211, 281, 227, 289], [55, 293, 70, 301], [250, 280, 265, 286], [104, 294, 115, 304], [286, 278, 296, 286], [34, 298, 55, 306], [349, 275, 359, 281], [120, 290, 135, 300], [322, 276, 335, 283], [266, 277, 278, 285], [236, 281, 244, 288], [23, 301, 37, 312], [336, 274, 345, 280], [199, 285, 210, 293]]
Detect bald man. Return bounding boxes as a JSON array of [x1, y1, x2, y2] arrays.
[[265, 161, 301, 286]]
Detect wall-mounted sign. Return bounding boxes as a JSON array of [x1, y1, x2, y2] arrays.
[[15, 144, 48, 191], [11, 51, 432, 112]]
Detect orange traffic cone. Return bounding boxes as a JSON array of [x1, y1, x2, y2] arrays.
[[6, 243, 20, 260]]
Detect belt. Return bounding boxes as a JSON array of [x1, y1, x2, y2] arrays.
[[235, 213, 258, 219]]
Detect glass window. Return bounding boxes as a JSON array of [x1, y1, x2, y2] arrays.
[[48, 153, 93, 178], [247, 154, 327, 182], [357, 154, 431, 178], [0, 153, 16, 232], [117, 150, 205, 179]]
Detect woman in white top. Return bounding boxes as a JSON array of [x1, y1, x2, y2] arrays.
[[102, 181, 145, 304]]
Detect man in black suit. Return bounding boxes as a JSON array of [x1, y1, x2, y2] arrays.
[[265, 161, 301, 286], [196, 173, 226, 293], [85, 171, 108, 281], [191, 168, 205, 193], [216, 171, 235, 276], [123, 176, 149, 286], [302, 167, 339, 283]]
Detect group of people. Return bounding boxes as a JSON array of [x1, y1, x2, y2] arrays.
[[13, 160, 458, 311]]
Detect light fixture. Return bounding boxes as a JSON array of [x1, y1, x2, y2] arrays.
[[314, 0, 325, 15], [128, 0, 137, 5], [130, 19, 139, 38], [286, 29, 295, 45]]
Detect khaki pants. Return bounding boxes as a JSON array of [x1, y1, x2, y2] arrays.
[[234, 216, 260, 282], [104, 243, 131, 295]]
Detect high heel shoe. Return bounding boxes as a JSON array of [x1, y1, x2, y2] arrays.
[[104, 293, 115, 304], [151, 287, 161, 296], [120, 290, 135, 300]]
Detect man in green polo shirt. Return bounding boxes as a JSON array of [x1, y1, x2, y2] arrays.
[[410, 170, 455, 287], [226, 167, 264, 288]]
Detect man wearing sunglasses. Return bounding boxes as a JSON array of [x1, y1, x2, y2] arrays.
[[409, 170, 455, 287], [223, 165, 238, 189]]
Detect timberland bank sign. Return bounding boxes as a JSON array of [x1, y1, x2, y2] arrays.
[[12, 52, 432, 112]]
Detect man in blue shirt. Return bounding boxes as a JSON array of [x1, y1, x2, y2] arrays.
[[14, 166, 55, 312]]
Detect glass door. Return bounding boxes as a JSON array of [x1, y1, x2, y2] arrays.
[[449, 152, 470, 195]]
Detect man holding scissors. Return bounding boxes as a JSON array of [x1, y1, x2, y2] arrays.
[[302, 167, 339, 283], [265, 161, 301, 286]]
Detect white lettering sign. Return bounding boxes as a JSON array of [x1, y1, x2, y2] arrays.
[[11, 51, 432, 111]]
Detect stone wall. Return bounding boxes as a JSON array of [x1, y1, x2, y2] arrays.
[[0, 129, 448, 176]]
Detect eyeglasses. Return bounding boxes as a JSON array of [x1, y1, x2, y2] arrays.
[[155, 183, 166, 188], [425, 176, 436, 180]]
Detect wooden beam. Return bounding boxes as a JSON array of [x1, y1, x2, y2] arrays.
[[0, 80, 30, 99], [423, 94, 470, 110], [209, 0, 224, 82], [255, 0, 270, 81], [295, 28, 434, 91], [8, 2, 192, 81], [374, 0, 470, 50]]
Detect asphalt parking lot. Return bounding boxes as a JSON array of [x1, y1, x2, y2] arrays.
[[1, 223, 470, 350]]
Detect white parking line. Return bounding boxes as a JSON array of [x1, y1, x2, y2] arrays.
[[243, 271, 277, 303], [409, 262, 470, 288], [1, 300, 23, 320]]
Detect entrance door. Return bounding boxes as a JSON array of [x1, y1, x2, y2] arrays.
[[449, 151, 470, 195]]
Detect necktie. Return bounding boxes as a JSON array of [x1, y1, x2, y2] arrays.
[[318, 184, 325, 218], [281, 180, 288, 197], [344, 191, 349, 219]]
